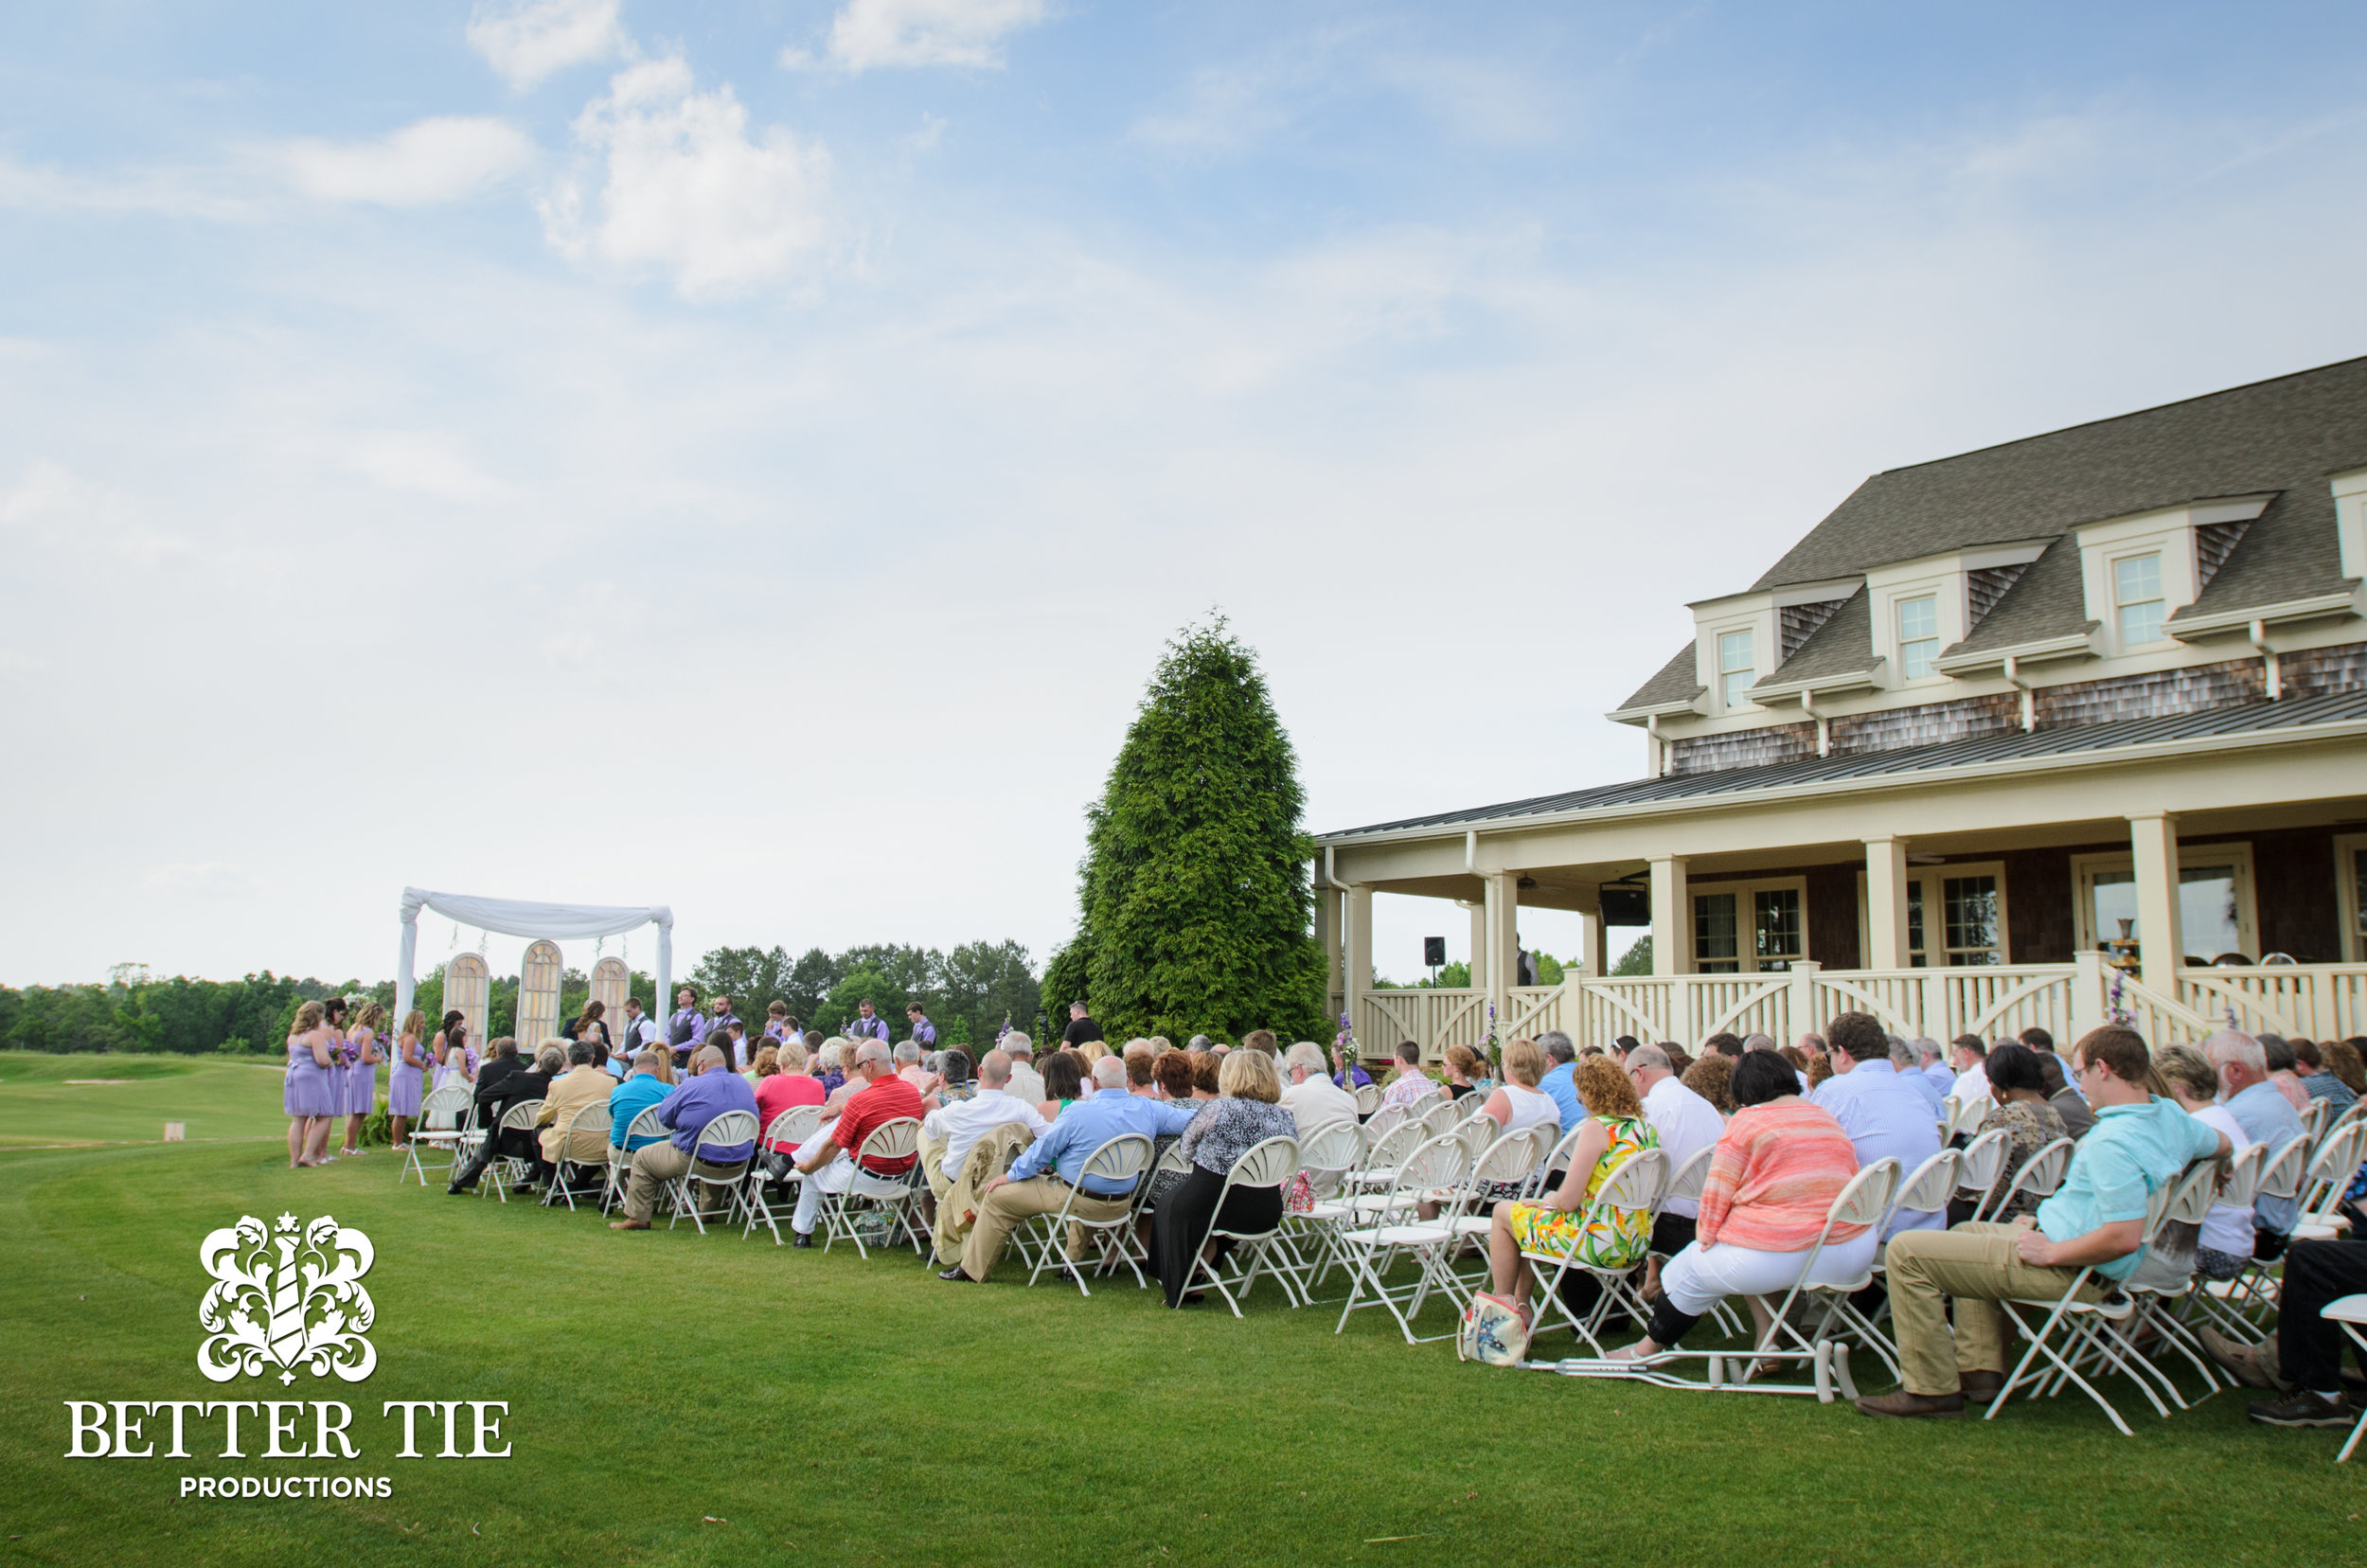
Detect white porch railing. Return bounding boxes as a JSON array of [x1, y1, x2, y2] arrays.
[[1347, 958, 2367, 1061]]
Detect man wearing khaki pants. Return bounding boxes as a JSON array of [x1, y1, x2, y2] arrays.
[[1858, 1026, 2229, 1417], [941, 1056, 1196, 1284]]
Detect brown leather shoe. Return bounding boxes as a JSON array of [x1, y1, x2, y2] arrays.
[[1960, 1370, 2004, 1404], [609, 1219, 650, 1231], [1856, 1390, 1965, 1418]]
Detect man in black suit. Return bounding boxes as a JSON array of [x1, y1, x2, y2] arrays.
[[448, 1039, 556, 1193]]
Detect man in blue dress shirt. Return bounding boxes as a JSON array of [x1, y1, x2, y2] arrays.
[[1812, 1013, 1943, 1239], [941, 1056, 1197, 1284], [2208, 1029, 2305, 1256], [1536, 1032, 1583, 1132], [611, 1045, 758, 1230]]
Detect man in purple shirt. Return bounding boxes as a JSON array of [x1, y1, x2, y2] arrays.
[[611, 1044, 758, 1230], [906, 1003, 937, 1046], [667, 987, 706, 1051], [846, 999, 890, 1041]]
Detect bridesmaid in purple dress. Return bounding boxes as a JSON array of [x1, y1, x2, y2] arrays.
[[284, 1000, 336, 1167], [388, 1007, 429, 1149], [319, 998, 353, 1163], [340, 1002, 384, 1157]]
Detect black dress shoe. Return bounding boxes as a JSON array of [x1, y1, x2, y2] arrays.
[[792, 1231, 813, 1249], [938, 1266, 977, 1283], [445, 1184, 472, 1196]]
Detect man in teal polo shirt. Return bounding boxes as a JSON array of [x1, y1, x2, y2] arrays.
[[607, 1049, 673, 1153], [1857, 1025, 2230, 1418]]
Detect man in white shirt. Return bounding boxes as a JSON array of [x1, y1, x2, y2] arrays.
[[1950, 1036, 1993, 1108], [1278, 1041, 1359, 1135], [1628, 1044, 1723, 1276], [922, 1049, 1051, 1188], [1002, 1034, 1045, 1108]]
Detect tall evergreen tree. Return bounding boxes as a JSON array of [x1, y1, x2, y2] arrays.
[[1057, 617, 1326, 1042]]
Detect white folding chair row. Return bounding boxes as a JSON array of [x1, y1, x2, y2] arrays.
[[480, 1099, 545, 1203], [739, 1106, 823, 1243], [2194, 1134, 2311, 1338], [667, 1110, 759, 1235], [2292, 1119, 2367, 1242], [1967, 1137, 2074, 1225], [1011, 1132, 1155, 1294], [604, 1107, 666, 1216], [539, 1102, 612, 1210], [1518, 1148, 1670, 1357], [400, 1085, 473, 1186], [1984, 1155, 2206, 1436], [815, 1116, 926, 1257], [1352, 1081, 1382, 1117], [1332, 1134, 1468, 1343], [1274, 1121, 1370, 1301], [2106, 1160, 2230, 1414], [1944, 1093, 1991, 1143], [1362, 1102, 1409, 1139], [1182, 1136, 1304, 1316]]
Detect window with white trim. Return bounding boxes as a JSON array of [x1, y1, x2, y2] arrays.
[[2072, 844, 2256, 961], [1864, 861, 2010, 968], [2113, 553, 2165, 647], [1693, 878, 1807, 973], [1896, 594, 1940, 679], [2337, 834, 2367, 963], [1717, 629, 1754, 708]]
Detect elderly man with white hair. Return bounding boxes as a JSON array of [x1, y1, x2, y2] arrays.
[[1889, 1035, 1947, 1116], [1278, 1040, 1359, 1135], [1913, 1038, 1953, 1099], [2207, 1028, 2306, 1257], [1626, 1042, 1724, 1279], [1002, 1033, 1045, 1108], [895, 1039, 930, 1090], [784, 1039, 926, 1247], [923, 1049, 1051, 1187]]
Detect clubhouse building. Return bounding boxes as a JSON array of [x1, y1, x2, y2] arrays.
[[1317, 359, 2367, 1058]]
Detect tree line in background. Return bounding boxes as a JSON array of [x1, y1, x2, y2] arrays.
[[0, 938, 1041, 1058]]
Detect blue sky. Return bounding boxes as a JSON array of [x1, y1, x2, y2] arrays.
[[5, 1, 2366, 988]]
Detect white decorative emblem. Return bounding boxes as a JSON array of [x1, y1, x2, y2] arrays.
[[196, 1212, 377, 1386]]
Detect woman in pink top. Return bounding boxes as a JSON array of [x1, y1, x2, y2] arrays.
[[1609, 1050, 1870, 1363], [756, 1042, 828, 1153]]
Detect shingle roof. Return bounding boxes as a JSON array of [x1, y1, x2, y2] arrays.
[[1321, 690, 2367, 840], [1748, 356, 2367, 597], [1754, 585, 1875, 688], [1612, 643, 1701, 712], [1945, 533, 2095, 655]]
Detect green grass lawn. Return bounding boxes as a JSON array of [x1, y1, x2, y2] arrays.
[[1, 1054, 2360, 1567], [0, 1052, 293, 1147]]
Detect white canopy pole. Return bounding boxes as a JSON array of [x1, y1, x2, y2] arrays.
[[395, 906, 420, 1028], [656, 917, 673, 1025]]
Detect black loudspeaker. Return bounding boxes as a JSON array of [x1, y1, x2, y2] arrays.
[[1598, 886, 1650, 926], [1423, 936, 1447, 967]]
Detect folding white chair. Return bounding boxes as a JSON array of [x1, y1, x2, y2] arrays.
[[1951, 1128, 2010, 1217], [1439, 1130, 1546, 1307], [1182, 1135, 1302, 1316], [2330, 1295, 2367, 1463], [1519, 1148, 1671, 1357], [480, 1099, 544, 1203], [1945, 1094, 1991, 1144], [1650, 1143, 1743, 1337], [1363, 1103, 1409, 1140], [400, 1085, 472, 1186], [1332, 1134, 1468, 1342], [1013, 1133, 1154, 1294], [2299, 1096, 2333, 1151], [666, 1110, 759, 1236], [1352, 1082, 1382, 1117], [1846, 1149, 1963, 1380], [1276, 1122, 1370, 1300], [1417, 1100, 1464, 1138], [1344, 1121, 1425, 1196], [1969, 1136, 2073, 1224], [1984, 1157, 2201, 1436], [2113, 1160, 2230, 1412], [539, 1102, 612, 1210], [2292, 1120, 2367, 1242], [604, 1107, 665, 1216], [2195, 1136, 2308, 1338], [739, 1106, 823, 1243], [816, 1116, 925, 1258]]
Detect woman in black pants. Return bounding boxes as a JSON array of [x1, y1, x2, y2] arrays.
[[1154, 1048, 1298, 1306]]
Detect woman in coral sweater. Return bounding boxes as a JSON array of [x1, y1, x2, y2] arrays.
[[1608, 1048, 1870, 1361]]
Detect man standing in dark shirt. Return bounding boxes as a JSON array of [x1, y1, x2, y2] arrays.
[[1062, 1001, 1103, 1048]]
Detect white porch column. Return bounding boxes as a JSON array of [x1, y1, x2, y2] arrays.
[[1346, 883, 1374, 1037], [1315, 871, 1343, 1005], [1464, 899, 1486, 987], [1649, 855, 1689, 976], [1573, 910, 1599, 978], [1481, 870, 1519, 1026], [1864, 835, 1912, 971], [1589, 904, 1610, 977], [2128, 811, 2183, 985]]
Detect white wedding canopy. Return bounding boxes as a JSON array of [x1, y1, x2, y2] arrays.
[[395, 887, 674, 1037]]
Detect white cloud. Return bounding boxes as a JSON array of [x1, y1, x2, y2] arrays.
[[785, 0, 1047, 73], [0, 459, 105, 526], [279, 116, 536, 206], [542, 58, 832, 298], [0, 155, 262, 221], [340, 429, 511, 504], [144, 863, 264, 900], [468, 0, 629, 91]]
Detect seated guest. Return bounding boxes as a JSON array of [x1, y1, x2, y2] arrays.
[[529, 1041, 615, 1193], [1856, 1025, 2230, 1417], [924, 1049, 977, 1109], [752, 1043, 779, 1079], [2296, 1039, 2361, 1112], [1035, 1048, 1086, 1119], [783, 1041, 924, 1246], [2198, 1238, 2367, 1429], [1001, 1034, 1045, 1106], [1913, 1038, 1953, 1098], [1190, 1049, 1221, 1101], [1681, 1053, 1735, 1114], [2261, 1035, 2313, 1113], [610, 1044, 761, 1230], [922, 1049, 1051, 1193], [2034, 1049, 2095, 1139], [1151, 1049, 1300, 1307], [1950, 1036, 1993, 1107], [1478, 1056, 1662, 1331], [2208, 1028, 2306, 1260], [817, 1039, 848, 1096], [1476, 1039, 1560, 1141], [896, 1040, 930, 1089], [1537, 1033, 1582, 1133], [1811, 1011, 1942, 1240], [1607, 1050, 1869, 1363], [1701, 1032, 1744, 1060], [1439, 1045, 1484, 1099], [1239, 1029, 1279, 1058], [755, 1041, 828, 1178], [1152, 1050, 1197, 1102], [1891, 1036, 1947, 1116], [589, 1041, 612, 1078], [1123, 1042, 1159, 1094], [2156, 1042, 2256, 1282], [1381, 1041, 1438, 1107], [1328, 1039, 1373, 1090], [1966, 1044, 2068, 1222], [607, 1049, 673, 1154], [1186, 1034, 1213, 1053], [942, 1055, 1194, 1285], [447, 1040, 555, 1193], [1279, 1041, 1360, 1135], [1628, 1044, 1724, 1286]]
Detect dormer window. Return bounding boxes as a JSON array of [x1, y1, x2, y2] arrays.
[[1896, 595, 1940, 679], [1717, 630, 1754, 707], [2114, 553, 2165, 647]]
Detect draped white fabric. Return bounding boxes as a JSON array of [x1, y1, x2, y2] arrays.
[[399, 888, 672, 940], [394, 888, 674, 1039]]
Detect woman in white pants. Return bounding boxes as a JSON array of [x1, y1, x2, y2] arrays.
[[1611, 1050, 1876, 1359]]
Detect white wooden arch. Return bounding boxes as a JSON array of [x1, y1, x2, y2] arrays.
[[444, 952, 491, 1053], [591, 955, 630, 1027], [517, 939, 564, 1050]]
